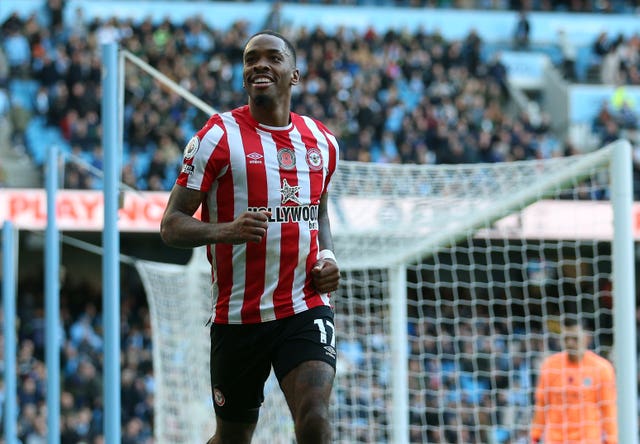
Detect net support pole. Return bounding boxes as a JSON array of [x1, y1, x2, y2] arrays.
[[102, 41, 122, 444], [118, 49, 125, 152], [610, 139, 638, 441], [389, 264, 409, 444], [45, 145, 61, 444], [3, 221, 18, 444]]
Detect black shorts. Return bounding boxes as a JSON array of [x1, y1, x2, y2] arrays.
[[209, 305, 336, 423]]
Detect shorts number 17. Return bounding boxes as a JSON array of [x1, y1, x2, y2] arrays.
[[314, 319, 335, 348]]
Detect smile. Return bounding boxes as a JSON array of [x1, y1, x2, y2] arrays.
[[251, 76, 274, 87]]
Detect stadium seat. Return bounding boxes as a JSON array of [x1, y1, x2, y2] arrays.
[[8, 79, 39, 112]]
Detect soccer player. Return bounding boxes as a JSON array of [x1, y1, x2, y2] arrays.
[[530, 317, 618, 444], [160, 30, 340, 444]]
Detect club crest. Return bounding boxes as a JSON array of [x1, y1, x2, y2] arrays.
[[213, 387, 225, 406], [306, 147, 323, 171]]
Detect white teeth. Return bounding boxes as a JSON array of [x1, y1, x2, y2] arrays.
[[253, 77, 272, 84]]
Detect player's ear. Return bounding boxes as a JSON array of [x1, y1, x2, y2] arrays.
[[290, 68, 300, 86]]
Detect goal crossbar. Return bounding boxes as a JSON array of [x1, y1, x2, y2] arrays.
[[332, 143, 618, 271]]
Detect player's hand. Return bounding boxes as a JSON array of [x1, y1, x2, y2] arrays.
[[227, 211, 271, 244], [311, 258, 340, 294]]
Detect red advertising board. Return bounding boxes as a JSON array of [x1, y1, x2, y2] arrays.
[[2, 189, 640, 240]]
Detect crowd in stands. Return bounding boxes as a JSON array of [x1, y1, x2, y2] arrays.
[[5, 252, 629, 443], [7, 263, 155, 443], [588, 30, 640, 85], [2, 0, 640, 195], [333, 261, 620, 444], [2, 0, 640, 442]]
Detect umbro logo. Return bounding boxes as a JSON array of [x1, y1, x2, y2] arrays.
[[324, 345, 336, 359], [247, 152, 263, 164]]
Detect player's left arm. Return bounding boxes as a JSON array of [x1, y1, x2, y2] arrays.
[[600, 361, 618, 444], [311, 192, 340, 294], [530, 362, 548, 444]]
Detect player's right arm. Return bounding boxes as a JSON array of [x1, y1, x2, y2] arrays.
[[160, 184, 270, 248]]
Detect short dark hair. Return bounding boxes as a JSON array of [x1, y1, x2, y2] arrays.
[[246, 30, 297, 65], [562, 316, 589, 330]]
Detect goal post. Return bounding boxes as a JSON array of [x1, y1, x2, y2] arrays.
[[2, 221, 19, 443], [137, 139, 637, 443], [610, 139, 637, 442]]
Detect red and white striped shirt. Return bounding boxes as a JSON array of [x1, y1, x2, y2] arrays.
[[176, 105, 339, 324]]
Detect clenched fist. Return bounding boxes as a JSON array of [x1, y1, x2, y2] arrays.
[[311, 258, 340, 294]]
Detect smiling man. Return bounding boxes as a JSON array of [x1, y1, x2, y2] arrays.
[[160, 31, 341, 444]]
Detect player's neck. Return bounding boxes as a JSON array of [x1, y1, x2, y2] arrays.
[[566, 352, 585, 364], [249, 101, 291, 127]]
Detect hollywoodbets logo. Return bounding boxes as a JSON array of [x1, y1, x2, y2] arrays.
[[247, 178, 319, 229], [248, 204, 319, 228]]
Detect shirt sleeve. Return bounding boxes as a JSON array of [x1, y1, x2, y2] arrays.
[[600, 361, 618, 444], [177, 116, 228, 192], [315, 120, 339, 192]]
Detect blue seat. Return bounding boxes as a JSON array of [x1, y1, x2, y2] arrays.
[[133, 151, 153, 178], [25, 117, 48, 164], [9, 79, 39, 111]]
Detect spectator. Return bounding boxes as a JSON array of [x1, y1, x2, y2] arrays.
[[2, 17, 30, 77], [0, 46, 9, 85], [601, 35, 624, 85], [512, 11, 531, 50], [592, 31, 611, 61], [557, 29, 577, 81], [24, 415, 47, 444]]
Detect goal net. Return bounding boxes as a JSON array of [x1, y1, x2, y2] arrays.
[[136, 247, 295, 443], [137, 140, 635, 443]]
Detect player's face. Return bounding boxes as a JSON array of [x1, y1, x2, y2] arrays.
[[563, 325, 587, 362], [243, 34, 299, 107]]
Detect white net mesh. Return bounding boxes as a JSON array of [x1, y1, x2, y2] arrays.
[[136, 247, 296, 444], [328, 143, 619, 443], [329, 146, 613, 271], [138, 143, 625, 443], [135, 249, 214, 443]]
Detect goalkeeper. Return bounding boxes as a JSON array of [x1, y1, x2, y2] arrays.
[[161, 30, 340, 444], [530, 317, 618, 444]]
